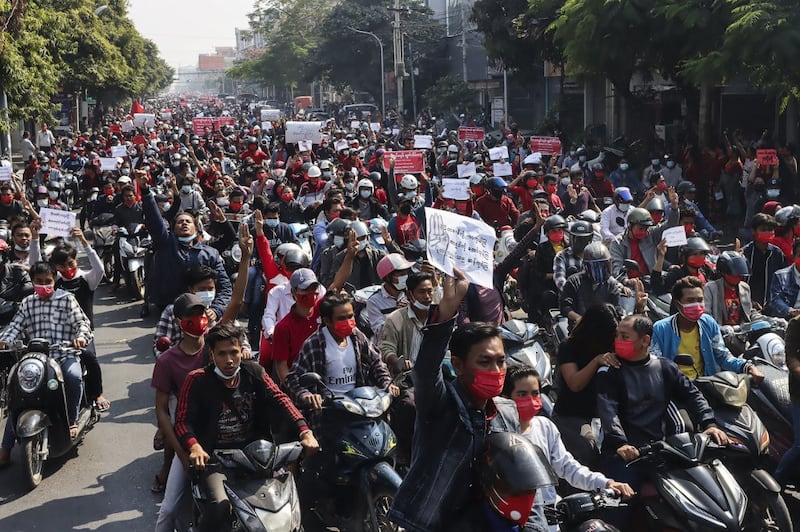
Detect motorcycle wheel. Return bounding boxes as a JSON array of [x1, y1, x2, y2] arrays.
[[23, 432, 46, 488], [102, 253, 114, 283], [362, 487, 398, 532], [749, 491, 793, 532], [129, 268, 145, 300]]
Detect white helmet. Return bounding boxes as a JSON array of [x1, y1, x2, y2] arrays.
[[399, 174, 418, 190], [307, 165, 322, 178], [357, 178, 374, 190]]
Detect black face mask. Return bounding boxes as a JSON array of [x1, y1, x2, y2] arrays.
[[399, 203, 412, 215]]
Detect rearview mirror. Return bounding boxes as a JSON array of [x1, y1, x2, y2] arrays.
[[299, 372, 324, 388], [623, 259, 640, 272]]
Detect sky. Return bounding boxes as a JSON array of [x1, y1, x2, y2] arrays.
[[128, 0, 255, 70]]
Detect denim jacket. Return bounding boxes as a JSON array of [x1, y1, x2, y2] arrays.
[[388, 319, 520, 532], [650, 313, 746, 376], [765, 264, 800, 319]]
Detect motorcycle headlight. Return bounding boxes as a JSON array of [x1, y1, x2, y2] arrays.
[[660, 478, 727, 529], [713, 378, 749, 407], [18, 359, 45, 393], [356, 394, 391, 418]]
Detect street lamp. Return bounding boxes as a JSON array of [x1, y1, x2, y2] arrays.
[[347, 27, 385, 118]]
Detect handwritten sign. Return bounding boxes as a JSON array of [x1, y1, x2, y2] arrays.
[[350, 120, 361, 129], [0, 166, 11, 181], [442, 178, 470, 201], [260, 121, 273, 132], [757, 149, 778, 166], [489, 146, 509, 161], [261, 109, 280, 121], [383, 150, 425, 174], [297, 140, 313, 152], [529, 136, 562, 156], [160, 111, 172, 122], [39, 208, 76, 238], [334, 140, 348, 152], [133, 113, 156, 129], [99, 158, 118, 172], [458, 127, 485, 141], [493, 162, 512, 177], [370, 122, 381, 133], [457, 162, 476, 178], [413, 135, 433, 150], [663, 226, 688, 248], [285, 121, 323, 144], [111, 145, 128, 158], [121, 120, 134, 133], [425, 208, 496, 289]]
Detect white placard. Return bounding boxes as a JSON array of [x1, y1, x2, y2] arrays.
[[133, 113, 156, 129], [489, 146, 509, 161], [39, 207, 76, 238], [493, 162, 512, 177], [121, 120, 134, 133], [370, 122, 381, 133], [662, 226, 688, 247], [425, 208, 496, 289], [348, 120, 359, 130], [334, 140, 348, 152], [0, 166, 11, 181], [285, 121, 323, 144], [160, 111, 172, 122], [457, 162, 476, 178], [442, 178, 470, 201], [413, 135, 432, 149], [261, 121, 273, 131], [261, 109, 280, 121], [297, 140, 313, 152], [111, 145, 127, 158], [99, 157, 118, 172], [391, 127, 400, 136]]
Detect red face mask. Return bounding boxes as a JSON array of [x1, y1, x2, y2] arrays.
[[281, 192, 293, 203], [295, 292, 317, 309], [755, 231, 774, 244], [656, 181, 668, 192], [466, 369, 506, 401], [548, 230, 564, 243], [488, 486, 536, 526], [472, 186, 485, 197], [0, 196, 12, 205], [104, 189, 115, 196], [687, 255, 706, 269], [794, 257, 800, 270], [594, 171, 605, 179], [124, 198, 136, 208], [514, 396, 542, 421], [614, 338, 637, 360], [229, 201, 243, 213], [328, 211, 340, 220], [526, 179, 538, 189], [723, 274, 742, 286], [61, 266, 78, 280], [545, 184, 557, 195], [632, 227, 649, 240], [333, 317, 356, 338], [684, 223, 695, 235], [180, 315, 209, 338], [679, 302, 705, 322], [34, 284, 54, 299], [651, 213, 664, 224]]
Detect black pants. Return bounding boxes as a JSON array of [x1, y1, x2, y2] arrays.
[[551, 414, 600, 469], [80, 347, 103, 401]]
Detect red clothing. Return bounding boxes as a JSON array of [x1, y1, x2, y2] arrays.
[[723, 286, 741, 325], [151, 344, 205, 396], [256, 234, 290, 367], [509, 185, 535, 212], [272, 307, 320, 367], [240, 148, 270, 165], [628, 237, 649, 276], [548, 193, 564, 212], [395, 214, 421, 246], [770, 234, 793, 264], [474, 195, 520, 229], [587, 178, 614, 199]]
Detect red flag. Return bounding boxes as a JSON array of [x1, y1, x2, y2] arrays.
[[130, 99, 145, 115]]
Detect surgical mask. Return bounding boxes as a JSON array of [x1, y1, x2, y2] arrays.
[[345, 182, 355, 191], [651, 159, 661, 166], [61, 266, 79, 280], [265, 218, 279, 228], [679, 302, 705, 322], [143, 165, 151, 172], [48, 191, 59, 200], [466, 369, 506, 401], [177, 233, 196, 243], [181, 185, 192, 194], [333, 235, 345, 249], [121, 168, 130, 175], [514, 396, 542, 421], [394, 275, 408, 291], [34, 284, 55, 299], [358, 239, 368, 251], [15, 244, 30, 252], [578, 155, 586, 162], [614, 338, 637, 361], [411, 298, 429, 312], [560, 177, 570, 187], [214, 366, 241, 381], [196, 290, 215, 307], [181, 315, 209, 337], [618, 203, 630, 212], [620, 163, 629, 171], [360, 189, 371, 199], [161, 202, 172, 211], [666, 161, 675, 168]]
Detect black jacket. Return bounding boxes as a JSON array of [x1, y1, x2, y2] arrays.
[[0, 263, 33, 324]]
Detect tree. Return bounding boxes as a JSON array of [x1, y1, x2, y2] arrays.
[[421, 76, 480, 115]]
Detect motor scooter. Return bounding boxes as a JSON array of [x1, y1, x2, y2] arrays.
[[88, 212, 116, 282], [5, 339, 99, 489], [189, 440, 303, 532], [117, 223, 150, 299], [544, 489, 622, 532], [298, 372, 402, 532], [500, 319, 555, 415]]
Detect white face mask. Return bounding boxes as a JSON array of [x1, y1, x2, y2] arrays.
[[360, 189, 371, 199], [37, 199, 48, 207], [345, 182, 355, 191], [213, 365, 241, 381], [358, 240, 368, 251], [333, 235, 345, 249], [560, 177, 570, 187], [618, 203, 631, 212], [394, 275, 408, 291], [196, 290, 215, 307], [181, 185, 192, 194], [411, 298, 429, 312]]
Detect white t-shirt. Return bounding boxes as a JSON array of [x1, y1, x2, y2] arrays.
[[322, 327, 357, 394]]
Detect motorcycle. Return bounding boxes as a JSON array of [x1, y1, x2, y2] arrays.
[[62, 172, 79, 209], [499, 319, 555, 415], [5, 340, 100, 489], [117, 223, 150, 299], [188, 440, 304, 532], [688, 363, 793, 531], [88, 212, 116, 282], [351, 284, 382, 339], [746, 356, 793, 473], [288, 222, 313, 261], [368, 218, 389, 252], [722, 319, 787, 364], [629, 432, 748, 531], [298, 372, 402, 532], [544, 489, 622, 532]]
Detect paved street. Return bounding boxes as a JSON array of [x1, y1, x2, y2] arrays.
[[0, 285, 162, 530]]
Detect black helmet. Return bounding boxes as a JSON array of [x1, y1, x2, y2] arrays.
[[445, 159, 459, 177], [543, 215, 567, 233], [369, 171, 382, 182], [282, 248, 309, 268], [568, 220, 593, 238], [583, 241, 611, 262], [247, 136, 258, 145], [326, 218, 352, 236], [683, 236, 711, 254], [717, 251, 750, 277], [774, 206, 800, 227], [479, 432, 556, 521], [677, 181, 696, 196], [401, 238, 427, 262], [584, 242, 611, 284]]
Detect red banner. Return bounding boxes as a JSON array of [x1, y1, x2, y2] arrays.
[[383, 150, 426, 174], [458, 127, 485, 141], [192, 117, 213, 132], [756, 149, 778, 166], [529, 136, 562, 156]]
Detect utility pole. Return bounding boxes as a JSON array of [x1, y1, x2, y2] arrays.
[[392, 0, 404, 115], [460, 0, 468, 82], [407, 36, 417, 123]]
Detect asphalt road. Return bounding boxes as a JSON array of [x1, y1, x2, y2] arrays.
[[0, 285, 163, 531]]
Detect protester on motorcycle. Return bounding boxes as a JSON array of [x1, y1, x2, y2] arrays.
[[331, 220, 386, 289], [765, 239, 800, 319], [6, 221, 34, 267], [475, 176, 520, 230], [317, 217, 351, 286], [0, 261, 99, 465], [644, 196, 665, 224], [527, 215, 568, 323], [366, 252, 416, 341], [349, 176, 390, 221], [704, 251, 760, 327], [769, 204, 800, 264], [0, 183, 27, 222], [553, 220, 594, 291], [742, 213, 784, 308], [599, 187, 633, 242], [776, 315, 800, 487], [558, 169, 598, 218], [311, 198, 343, 271], [504, 365, 634, 525], [651, 235, 716, 297], [174, 322, 320, 532], [651, 276, 765, 382], [596, 314, 730, 529]]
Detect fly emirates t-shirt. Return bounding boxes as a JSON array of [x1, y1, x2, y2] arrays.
[[322, 327, 357, 394]]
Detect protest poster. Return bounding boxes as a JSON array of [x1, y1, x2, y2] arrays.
[[121, 120, 134, 133], [285, 121, 323, 144], [160, 111, 172, 122], [457, 162, 476, 178], [215, 116, 236, 129], [413, 135, 433, 149], [382, 151, 425, 174], [133, 113, 156, 129], [370, 122, 381, 133], [297, 140, 313, 152], [458, 127, 485, 141], [493, 162, 512, 177], [261, 109, 281, 121], [425, 208, 496, 289], [489, 146, 509, 161], [99, 158, 118, 171], [111, 145, 128, 158], [350, 120, 361, 129], [334, 140, 348, 152], [261, 121, 273, 131], [192, 117, 213, 132], [529, 136, 562, 156], [757, 149, 779, 166], [442, 178, 470, 200], [0, 166, 11, 181], [663, 226, 689, 248], [39, 208, 76, 238]]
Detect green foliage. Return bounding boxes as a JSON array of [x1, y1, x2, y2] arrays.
[[421, 76, 480, 115]]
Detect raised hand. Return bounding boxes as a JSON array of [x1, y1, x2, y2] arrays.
[[253, 209, 264, 237], [238, 220, 253, 258]]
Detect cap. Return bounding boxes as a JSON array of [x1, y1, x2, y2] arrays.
[[376, 253, 415, 279], [117, 176, 132, 184], [173, 293, 206, 318], [615, 187, 633, 202], [290, 268, 319, 290]]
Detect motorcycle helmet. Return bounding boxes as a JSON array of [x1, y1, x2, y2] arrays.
[[568, 220, 594, 254], [646, 197, 665, 213], [274, 242, 303, 267], [307, 165, 322, 179], [716, 251, 750, 277], [677, 181, 697, 196], [683, 236, 711, 254], [583, 242, 611, 284], [326, 218, 352, 236], [399, 174, 418, 191], [401, 238, 427, 262], [351, 221, 369, 240], [470, 174, 485, 186], [357, 178, 374, 194], [445, 159, 459, 177], [774, 206, 799, 227], [368, 171, 382, 183], [282, 248, 310, 269], [577, 209, 600, 225], [626, 207, 654, 227], [543, 215, 567, 233]]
